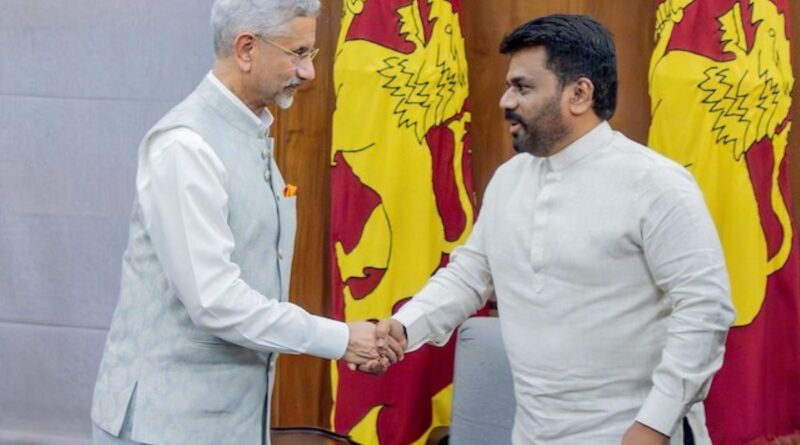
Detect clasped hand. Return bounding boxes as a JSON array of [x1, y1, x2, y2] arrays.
[[342, 319, 408, 375]]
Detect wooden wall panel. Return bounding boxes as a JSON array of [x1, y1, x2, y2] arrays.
[[270, 0, 341, 428], [461, 0, 658, 204], [790, 1, 800, 223], [268, 0, 800, 430], [460, 0, 516, 205]]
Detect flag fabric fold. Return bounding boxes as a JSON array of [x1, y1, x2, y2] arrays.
[[329, 1, 476, 443], [648, 1, 800, 442]]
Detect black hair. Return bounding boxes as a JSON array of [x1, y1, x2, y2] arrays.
[[500, 14, 617, 120]]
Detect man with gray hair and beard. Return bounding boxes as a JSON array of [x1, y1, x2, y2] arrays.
[[90, 1, 403, 444]]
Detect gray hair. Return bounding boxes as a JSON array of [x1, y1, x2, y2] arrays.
[[211, 0, 321, 57]]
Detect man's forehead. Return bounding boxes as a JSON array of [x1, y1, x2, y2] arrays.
[[507, 46, 557, 78], [273, 16, 317, 41], [506, 60, 551, 82]]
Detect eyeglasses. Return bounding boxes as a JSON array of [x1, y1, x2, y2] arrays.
[[257, 35, 320, 65]]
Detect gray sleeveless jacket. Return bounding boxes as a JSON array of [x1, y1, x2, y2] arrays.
[[91, 77, 295, 445]]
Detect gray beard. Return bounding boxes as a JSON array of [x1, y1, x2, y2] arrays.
[[275, 93, 294, 109]]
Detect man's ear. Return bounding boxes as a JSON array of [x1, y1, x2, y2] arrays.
[[232, 33, 258, 72], [566, 77, 595, 116]]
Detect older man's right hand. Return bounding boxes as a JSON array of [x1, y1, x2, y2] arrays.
[[343, 320, 406, 374], [343, 321, 382, 366], [354, 318, 408, 375]]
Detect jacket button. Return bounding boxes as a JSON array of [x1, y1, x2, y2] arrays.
[[278, 248, 284, 260], [263, 170, 271, 182]]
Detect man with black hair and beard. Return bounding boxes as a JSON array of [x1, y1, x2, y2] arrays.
[[368, 14, 735, 445]]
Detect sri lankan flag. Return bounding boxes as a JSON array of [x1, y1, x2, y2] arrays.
[[649, 0, 800, 442], [329, 1, 475, 443]]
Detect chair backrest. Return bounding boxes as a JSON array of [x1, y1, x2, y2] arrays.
[[450, 317, 515, 445]]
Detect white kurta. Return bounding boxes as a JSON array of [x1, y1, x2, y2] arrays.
[[137, 72, 348, 359], [394, 122, 734, 444]]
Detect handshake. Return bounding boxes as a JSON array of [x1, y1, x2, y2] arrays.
[[343, 319, 408, 375]]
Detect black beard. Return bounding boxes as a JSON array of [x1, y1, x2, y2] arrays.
[[513, 123, 569, 156], [507, 98, 569, 156]]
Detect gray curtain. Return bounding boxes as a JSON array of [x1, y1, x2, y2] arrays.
[[0, 1, 215, 443]]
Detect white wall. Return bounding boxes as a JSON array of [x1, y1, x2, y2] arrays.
[[0, 1, 215, 442]]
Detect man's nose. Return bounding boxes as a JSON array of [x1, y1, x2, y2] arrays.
[[297, 57, 316, 82], [499, 87, 516, 111]]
